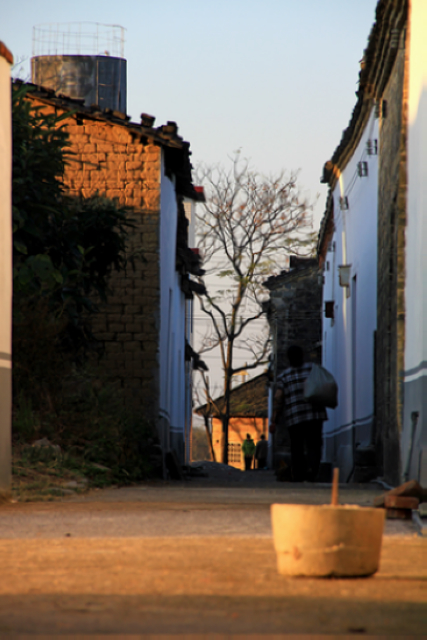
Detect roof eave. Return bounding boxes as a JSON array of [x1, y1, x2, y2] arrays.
[[317, 0, 408, 258]]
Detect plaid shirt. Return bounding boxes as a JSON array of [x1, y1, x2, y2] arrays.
[[277, 363, 327, 428]]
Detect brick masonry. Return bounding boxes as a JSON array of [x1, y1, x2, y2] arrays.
[[31, 98, 163, 423], [376, 38, 408, 485]]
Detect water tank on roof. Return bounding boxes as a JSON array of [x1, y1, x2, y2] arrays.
[[31, 23, 127, 113]]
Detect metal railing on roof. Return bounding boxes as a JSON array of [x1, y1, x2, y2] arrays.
[[32, 22, 125, 58]]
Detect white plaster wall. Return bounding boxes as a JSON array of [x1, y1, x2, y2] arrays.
[[159, 157, 186, 455], [405, 0, 427, 374], [0, 56, 12, 375], [183, 198, 196, 247], [322, 110, 379, 465], [183, 197, 196, 464], [0, 52, 12, 493], [402, 0, 427, 482]]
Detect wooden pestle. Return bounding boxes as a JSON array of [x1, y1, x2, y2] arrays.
[[331, 467, 339, 506]]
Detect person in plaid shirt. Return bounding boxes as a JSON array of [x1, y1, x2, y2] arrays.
[[270, 345, 327, 481]]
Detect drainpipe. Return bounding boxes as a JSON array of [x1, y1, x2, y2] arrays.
[[404, 411, 419, 481]]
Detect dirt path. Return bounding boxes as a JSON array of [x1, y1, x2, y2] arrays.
[[0, 464, 425, 636]]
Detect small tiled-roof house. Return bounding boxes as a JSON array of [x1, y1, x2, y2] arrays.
[[196, 373, 269, 469], [19, 77, 204, 468]]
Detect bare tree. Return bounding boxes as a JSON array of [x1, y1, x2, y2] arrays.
[[195, 153, 316, 464]]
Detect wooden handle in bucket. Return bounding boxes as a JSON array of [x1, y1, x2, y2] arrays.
[[331, 467, 339, 506]]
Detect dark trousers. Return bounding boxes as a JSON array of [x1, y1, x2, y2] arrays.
[[288, 420, 323, 482], [256, 457, 267, 469], [244, 456, 253, 471]]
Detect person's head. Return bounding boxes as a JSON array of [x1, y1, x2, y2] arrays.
[[246, 433, 251, 439], [260, 434, 265, 440], [287, 345, 304, 368]]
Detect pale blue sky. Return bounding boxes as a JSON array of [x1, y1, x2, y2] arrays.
[[4, 0, 378, 227], [3, 1, 379, 396]]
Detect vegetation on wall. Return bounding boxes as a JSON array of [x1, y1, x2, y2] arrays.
[[12, 83, 132, 363], [11, 83, 156, 494]]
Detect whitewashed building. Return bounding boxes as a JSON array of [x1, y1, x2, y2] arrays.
[[158, 171, 204, 465], [0, 42, 13, 498], [401, 0, 427, 486], [319, 112, 379, 481], [158, 163, 188, 464], [318, 0, 427, 485]]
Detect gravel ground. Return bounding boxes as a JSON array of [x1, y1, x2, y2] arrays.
[[0, 461, 418, 538]]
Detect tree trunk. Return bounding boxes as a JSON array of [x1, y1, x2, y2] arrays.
[[203, 415, 216, 462], [222, 414, 229, 465], [222, 369, 232, 465]]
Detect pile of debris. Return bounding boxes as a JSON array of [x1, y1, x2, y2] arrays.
[[165, 452, 243, 481], [374, 479, 427, 535]]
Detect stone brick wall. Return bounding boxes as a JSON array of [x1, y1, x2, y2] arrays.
[[32, 98, 163, 422], [265, 260, 323, 374], [376, 37, 408, 484], [264, 261, 322, 467]]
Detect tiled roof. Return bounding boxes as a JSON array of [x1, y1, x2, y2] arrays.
[[317, 0, 407, 257], [263, 257, 318, 290], [196, 372, 269, 418], [0, 42, 13, 65], [15, 79, 204, 202]]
